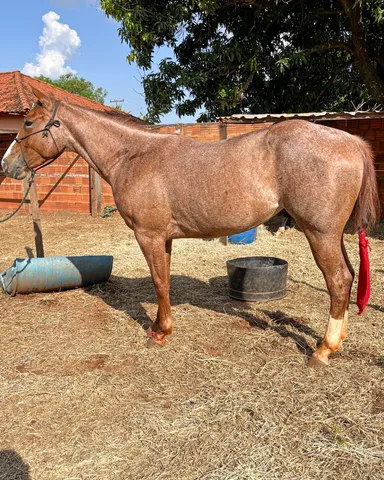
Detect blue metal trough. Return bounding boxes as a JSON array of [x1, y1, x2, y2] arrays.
[[1, 256, 113, 296]]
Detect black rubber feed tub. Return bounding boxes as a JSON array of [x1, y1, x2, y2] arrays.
[[226, 256, 288, 302]]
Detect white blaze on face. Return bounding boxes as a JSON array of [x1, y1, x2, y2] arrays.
[[1, 140, 16, 170]]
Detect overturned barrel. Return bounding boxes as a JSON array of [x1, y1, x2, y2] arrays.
[[226, 256, 288, 302], [1, 256, 113, 296]]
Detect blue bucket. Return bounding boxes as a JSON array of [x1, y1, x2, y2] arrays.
[[228, 227, 257, 245]]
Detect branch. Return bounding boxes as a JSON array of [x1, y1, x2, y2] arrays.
[[307, 59, 353, 109], [316, 9, 345, 15], [370, 56, 384, 68], [337, 0, 352, 14], [307, 73, 338, 110], [239, 72, 256, 101], [220, 2, 345, 13], [301, 42, 353, 55], [218, 0, 269, 9]]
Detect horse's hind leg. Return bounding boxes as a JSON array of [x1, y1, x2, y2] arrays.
[[135, 233, 173, 345], [302, 230, 354, 367]]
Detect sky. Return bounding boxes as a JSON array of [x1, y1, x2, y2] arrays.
[[0, 0, 197, 123]]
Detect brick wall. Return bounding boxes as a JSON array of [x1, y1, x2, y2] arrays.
[[1, 120, 383, 216], [153, 122, 270, 140]]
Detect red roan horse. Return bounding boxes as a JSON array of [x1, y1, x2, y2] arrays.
[[2, 88, 380, 367]]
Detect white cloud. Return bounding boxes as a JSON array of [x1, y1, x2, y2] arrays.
[[22, 11, 81, 79]]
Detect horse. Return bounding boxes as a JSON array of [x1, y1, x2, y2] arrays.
[[1, 88, 380, 367]]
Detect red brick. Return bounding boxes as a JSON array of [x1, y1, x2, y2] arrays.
[[369, 119, 382, 129], [360, 132, 376, 141]]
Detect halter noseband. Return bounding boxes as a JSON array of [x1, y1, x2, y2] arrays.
[[14, 100, 62, 175]]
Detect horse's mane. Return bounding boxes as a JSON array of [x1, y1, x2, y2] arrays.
[[78, 104, 178, 136], [83, 106, 150, 130]]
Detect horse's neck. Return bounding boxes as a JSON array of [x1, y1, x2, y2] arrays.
[[61, 104, 141, 182]]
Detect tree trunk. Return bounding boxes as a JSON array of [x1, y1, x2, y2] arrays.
[[340, 0, 384, 105]]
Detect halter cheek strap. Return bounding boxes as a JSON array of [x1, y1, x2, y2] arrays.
[[14, 100, 62, 174]]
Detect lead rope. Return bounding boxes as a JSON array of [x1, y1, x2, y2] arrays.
[[0, 171, 35, 223]]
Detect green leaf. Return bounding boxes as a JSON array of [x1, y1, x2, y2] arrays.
[[99, 0, 384, 120]]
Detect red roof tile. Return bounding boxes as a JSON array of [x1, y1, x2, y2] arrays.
[[0, 71, 117, 114]]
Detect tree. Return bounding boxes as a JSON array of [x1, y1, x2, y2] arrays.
[[113, 103, 131, 113], [37, 73, 108, 104], [100, 0, 384, 122]]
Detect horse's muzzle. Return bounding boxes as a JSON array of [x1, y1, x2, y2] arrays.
[[1, 158, 27, 180]]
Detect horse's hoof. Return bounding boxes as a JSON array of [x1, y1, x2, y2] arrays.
[[146, 331, 166, 348], [308, 353, 328, 368]]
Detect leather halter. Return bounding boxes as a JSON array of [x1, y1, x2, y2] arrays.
[[14, 100, 62, 174]]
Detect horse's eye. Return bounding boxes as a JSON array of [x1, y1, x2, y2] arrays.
[[25, 120, 33, 127]]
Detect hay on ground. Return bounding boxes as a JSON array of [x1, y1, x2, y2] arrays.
[[0, 211, 383, 480]]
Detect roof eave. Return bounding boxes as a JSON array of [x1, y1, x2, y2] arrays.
[[0, 109, 28, 115], [217, 111, 384, 123]]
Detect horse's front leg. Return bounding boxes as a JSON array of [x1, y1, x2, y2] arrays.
[[135, 232, 173, 345]]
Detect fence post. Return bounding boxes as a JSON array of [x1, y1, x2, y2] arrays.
[[29, 180, 45, 258], [90, 167, 102, 217], [22, 176, 31, 215], [219, 121, 227, 140], [219, 121, 229, 245]]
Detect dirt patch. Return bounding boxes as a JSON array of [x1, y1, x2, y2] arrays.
[[372, 389, 384, 414], [13, 354, 137, 377], [0, 212, 383, 480]]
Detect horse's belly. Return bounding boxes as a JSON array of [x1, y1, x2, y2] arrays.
[[173, 195, 280, 238]]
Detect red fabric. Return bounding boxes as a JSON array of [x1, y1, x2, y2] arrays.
[[357, 228, 371, 315]]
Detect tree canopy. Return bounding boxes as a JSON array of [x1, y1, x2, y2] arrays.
[[100, 0, 384, 122], [37, 73, 108, 104]]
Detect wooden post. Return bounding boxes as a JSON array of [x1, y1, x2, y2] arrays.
[[219, 122, 228, 140], [22, 176, 30, 215], [220, 235, 229, 246], [219, 121, 229, 245], [29, 179, 45, 258], [90, 167, 102, 217]]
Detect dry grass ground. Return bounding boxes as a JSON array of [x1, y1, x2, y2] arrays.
[[0, 211, 383, 480]]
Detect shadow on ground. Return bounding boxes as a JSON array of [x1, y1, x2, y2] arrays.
[[87, 274, 322, 358], [0, 450, 30, 480], [289, 275, 384, 313]]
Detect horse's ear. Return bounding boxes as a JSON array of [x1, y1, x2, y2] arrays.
[[31, 87, 56, 108]]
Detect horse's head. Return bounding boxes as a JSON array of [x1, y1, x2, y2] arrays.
[[1, 88, 66, 180]]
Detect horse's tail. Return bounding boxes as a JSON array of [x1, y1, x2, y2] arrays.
[[350, 137, 380, 232]]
